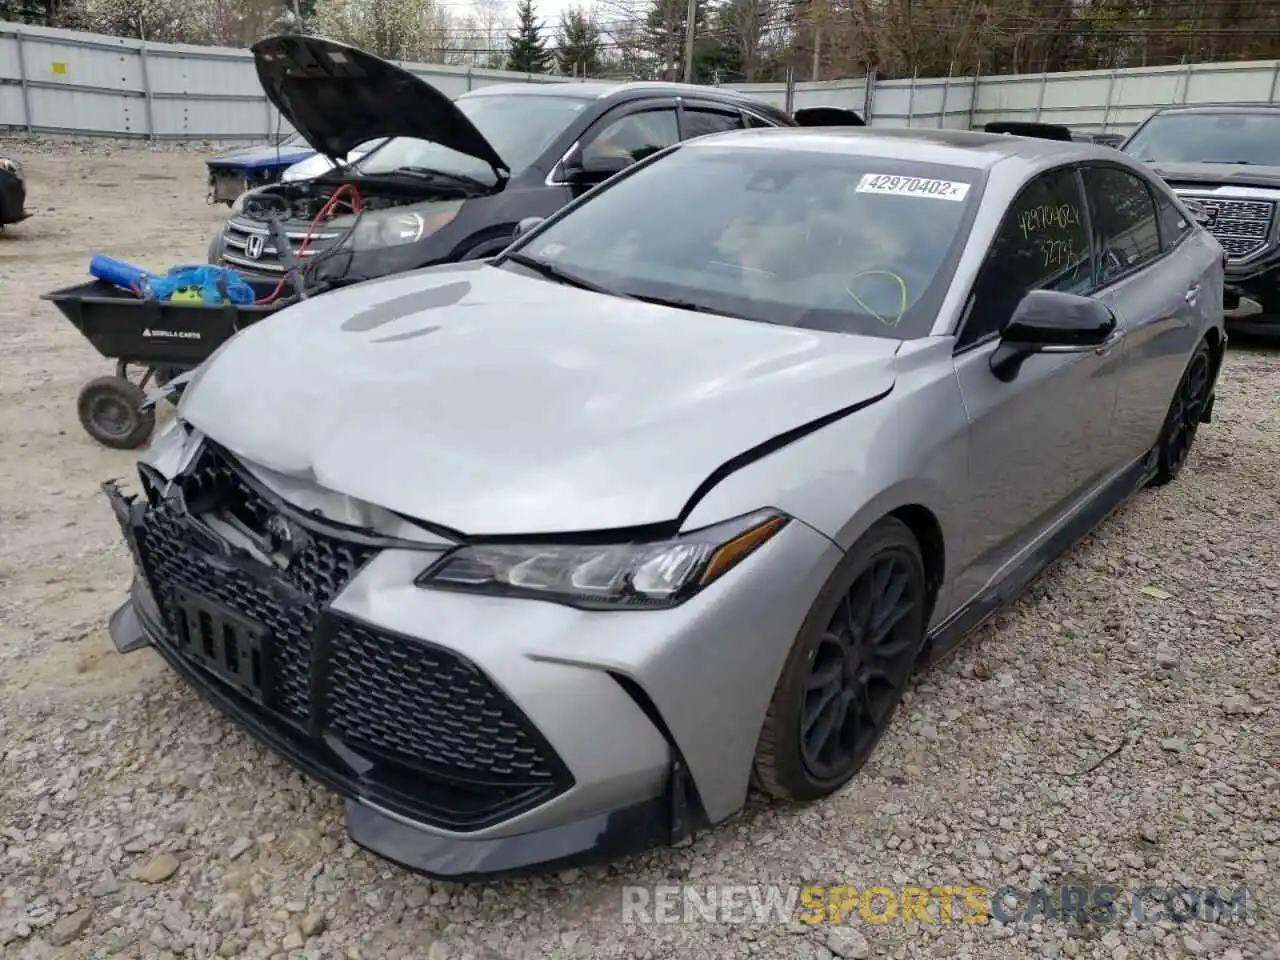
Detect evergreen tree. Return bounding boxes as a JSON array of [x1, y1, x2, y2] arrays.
[[506, 0, 551, 74], [555, 6, 603, 77]]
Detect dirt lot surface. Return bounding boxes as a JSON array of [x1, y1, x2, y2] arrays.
[[1, 138, 1278, 960]]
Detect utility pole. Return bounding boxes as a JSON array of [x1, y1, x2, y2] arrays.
[[810, 0, 823, 81], [682, 0, 697, 83]]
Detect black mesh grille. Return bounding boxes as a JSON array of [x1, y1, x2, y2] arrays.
[[126, 443, 571, 827], [325, 620, 559, 783]]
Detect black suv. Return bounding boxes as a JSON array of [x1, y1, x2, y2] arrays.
[[211, 35, 856, 288], [1122, 103, 1280, 337]]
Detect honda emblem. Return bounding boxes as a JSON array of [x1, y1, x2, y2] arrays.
[[244, 234, 265, 260]]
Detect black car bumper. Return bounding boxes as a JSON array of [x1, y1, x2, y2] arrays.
[[104, 470, 692, 881], [1224, 254, 1280, 336]]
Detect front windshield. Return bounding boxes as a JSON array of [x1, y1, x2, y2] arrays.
[[503, 144, 982, 339], [357, 94, 592, 183], [1123, 112, 1280, 164]]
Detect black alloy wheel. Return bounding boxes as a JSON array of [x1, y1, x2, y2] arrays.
[[1151, 341, 1212, 486], [753, 517, 928, 801]]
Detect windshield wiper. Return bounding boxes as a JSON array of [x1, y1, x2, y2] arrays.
[[388, 166, 492, 191], [626, 292, 735, 317], [504, 252, 624, 297], [1198, 159, 1254, 165]]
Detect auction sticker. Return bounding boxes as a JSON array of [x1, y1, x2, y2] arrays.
[[856, 173, 970, 201]]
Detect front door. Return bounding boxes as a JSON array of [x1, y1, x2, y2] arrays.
[[949, 164, 1122, 605]]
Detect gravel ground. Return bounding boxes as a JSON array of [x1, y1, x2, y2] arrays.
[[1, 137, 1278, 960]]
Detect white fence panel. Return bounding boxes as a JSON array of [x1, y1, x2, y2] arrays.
[[5, 21, 1280, 140], [0, 22, 568, 139]]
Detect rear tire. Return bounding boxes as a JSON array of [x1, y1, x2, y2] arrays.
[[1149, 340, 1212, 486], [77, 375, 154, 450], [752, 517, 928, 802]]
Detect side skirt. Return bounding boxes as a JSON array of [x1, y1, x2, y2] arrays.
[[921, 448, 1156, 667]]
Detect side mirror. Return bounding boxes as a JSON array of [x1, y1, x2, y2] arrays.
[[513, 216, 544, 240], [991, 290, 1117, 382], [564, 153, 632, 187]]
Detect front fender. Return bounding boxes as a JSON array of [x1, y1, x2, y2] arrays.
[[686, 342, 965, 540]]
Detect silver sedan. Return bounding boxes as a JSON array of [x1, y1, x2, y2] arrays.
[[105, 127, 1226, 880]]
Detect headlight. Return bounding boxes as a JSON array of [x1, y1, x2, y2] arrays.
[[0, 157, 22, 180], [347, 202, 463, 251], [416, 510, 789, 609]]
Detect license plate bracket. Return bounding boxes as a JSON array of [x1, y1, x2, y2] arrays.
[[171, 588, 269, 704]]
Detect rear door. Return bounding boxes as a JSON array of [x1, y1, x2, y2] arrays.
[[1081, 163, 1209, 461]]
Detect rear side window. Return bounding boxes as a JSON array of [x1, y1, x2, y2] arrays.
[[1083, 166, 1162, 283], [1154, 189, 1192, 250], [681, 109, 745, 139], [745, 114, 778, 129]]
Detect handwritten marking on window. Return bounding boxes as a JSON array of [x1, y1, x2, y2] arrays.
[[1018, 204, 1079, 240]]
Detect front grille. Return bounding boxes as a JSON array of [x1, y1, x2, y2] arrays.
[[221, 218, 340, 274], [1176, 192, 1277, 262], [128, 443, 572, 827]]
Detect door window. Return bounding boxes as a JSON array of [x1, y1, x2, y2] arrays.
[[957, 167, 1092, 348], [681, 108, 745, 139], [745, 113, 777, 129], [581, 109, 679, 166], [1083, 166, 1162, 284], [1154, 188, 1192, 251]]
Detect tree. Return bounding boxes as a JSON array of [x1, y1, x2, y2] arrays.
[[506, 0, 551, 74], [556, 6, 603, 77]]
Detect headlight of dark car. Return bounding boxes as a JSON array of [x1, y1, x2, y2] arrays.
[[417, 510, 789, 609], [342, 201, 464, 252], [0, 157, 23, 182]]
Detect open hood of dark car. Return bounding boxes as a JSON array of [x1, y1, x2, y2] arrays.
[[250, 35, 508, 176]]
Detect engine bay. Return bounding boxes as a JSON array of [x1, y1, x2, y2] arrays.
[[239, 172, 485, 224]]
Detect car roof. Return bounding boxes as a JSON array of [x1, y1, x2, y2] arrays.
[[1148, 102, 1280, 115], [459, 80, 770, 107], [679, 126, 1112, 170]]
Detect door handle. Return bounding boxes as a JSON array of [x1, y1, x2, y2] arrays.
[[1185, 283, 1201, 305], [1095, 329, 1125, 357]]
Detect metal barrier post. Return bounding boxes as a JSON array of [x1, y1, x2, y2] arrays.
[[14, 27, 34, 134]]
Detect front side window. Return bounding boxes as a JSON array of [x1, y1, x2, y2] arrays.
[[503, 144, 982, 340], [1083, 166, 1162, 285], [959, 167, 1092, 348], [581, 109, 680, 165], [1122, 111, 1280, 165]]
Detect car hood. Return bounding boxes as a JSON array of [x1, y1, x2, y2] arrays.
[[206, 144, 315, 170], [1144, 161, 1280, 190], [251, 35, 508, 175], [177, 262, 899, 536]]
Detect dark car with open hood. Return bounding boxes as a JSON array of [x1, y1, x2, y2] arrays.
[[208, 35, 860, 288], [1121, 102, 1280, 338]]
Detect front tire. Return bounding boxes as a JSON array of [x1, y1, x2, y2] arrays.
[[1149, 340, 1212, 486], [752, 517, 928, 802]]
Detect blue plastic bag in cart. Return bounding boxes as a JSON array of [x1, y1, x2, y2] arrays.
[[148, 264, 256, 305]]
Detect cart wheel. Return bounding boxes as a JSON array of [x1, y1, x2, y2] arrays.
[[77, 375, 155, 450]]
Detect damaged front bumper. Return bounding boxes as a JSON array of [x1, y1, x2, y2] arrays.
[[102, 478, 697, 880]]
